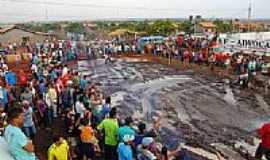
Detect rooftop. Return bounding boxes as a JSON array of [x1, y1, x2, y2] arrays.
[[199, 22, 216, 28]]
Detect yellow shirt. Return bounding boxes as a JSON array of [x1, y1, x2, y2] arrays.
[[48, 140, 69, 160], [48, 88, 57, 102]]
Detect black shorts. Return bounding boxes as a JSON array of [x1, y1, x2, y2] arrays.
[[81, 143, 94, 159]]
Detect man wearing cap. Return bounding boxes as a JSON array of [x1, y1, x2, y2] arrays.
[[137, 137, 157, 160], [117, 134, 134, 160]]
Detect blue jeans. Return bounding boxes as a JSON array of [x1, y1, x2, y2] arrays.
[[23, 125, 36, 138], [44, 108, 53, 126]]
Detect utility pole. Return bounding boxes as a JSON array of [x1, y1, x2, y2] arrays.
[[248, 3, 252, 32], [44, 0, 48, 21]]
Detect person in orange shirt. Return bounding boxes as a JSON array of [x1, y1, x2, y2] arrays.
[[79, 119, 97, 160], [61, 71, 72, 87]]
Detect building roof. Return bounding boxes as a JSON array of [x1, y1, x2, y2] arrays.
[[233, 21, 267, 30], [0, 25, 54, 36], [109, 29, 136, 36], [199, 22, 216, 28], [83, 23, 97, 28], [233, 21, 247, 29]]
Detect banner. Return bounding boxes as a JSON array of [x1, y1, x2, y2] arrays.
[[218, 32, 270, 55]]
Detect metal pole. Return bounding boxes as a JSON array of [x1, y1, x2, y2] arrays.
[[248, 3, 252, 32], [44, 0, 48, 21]]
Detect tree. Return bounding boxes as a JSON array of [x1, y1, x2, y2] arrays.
[[135, 21, 151, 33], [65, 22, 85, 34], [180, 21, 193, 33], [213, 19, 233, 33], [22, 23, 60, 33], [149, 20, 176, 36], [109, 21, 151, 35]]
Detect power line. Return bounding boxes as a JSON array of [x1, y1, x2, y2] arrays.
[[1, 0, 249, 12]]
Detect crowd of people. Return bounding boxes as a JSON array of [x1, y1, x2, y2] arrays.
[[143, 35, 270, 89], [0, 34, 269, 160], [0, 39, 192, 160]]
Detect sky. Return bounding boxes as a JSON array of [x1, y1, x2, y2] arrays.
[[0, 0, 269, 23]]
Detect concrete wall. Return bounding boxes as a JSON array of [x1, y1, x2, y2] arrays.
[[0, 29, 51, 45]]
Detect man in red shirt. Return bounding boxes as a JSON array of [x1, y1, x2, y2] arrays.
[[177, 35, 183, 48], [18, 70, 28, 87], [61, 71, 72, 87], [255, 123, 270, 159]]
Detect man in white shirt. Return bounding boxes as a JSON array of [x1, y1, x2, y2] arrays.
[[48, 84, 57, 118], [62, 65, 69, 77], [75, 97, 85, 118], [31, 64, 38, 73]]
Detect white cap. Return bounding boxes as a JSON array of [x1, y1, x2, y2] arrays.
[[123, 135, 135, 143]]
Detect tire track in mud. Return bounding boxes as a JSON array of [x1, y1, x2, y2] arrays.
[[108, 65, 229, 159], [80, 59, 270, 160], [160, 78, 266, 160]]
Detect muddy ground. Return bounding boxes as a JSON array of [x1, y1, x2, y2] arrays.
[[36, 57, 270, 160], [81, 57, 270, 160]]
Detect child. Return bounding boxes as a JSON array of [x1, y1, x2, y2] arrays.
[[79, 119, 99, 160], [117, 134, 134, 160]]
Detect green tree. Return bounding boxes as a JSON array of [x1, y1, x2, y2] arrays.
[[179, 21, 193, 33], [41, 23, 60, 32], [109, 21, 151, 35], [65, 22, 85, 34], [149, 20, 176, 36], [22, 23, 60, 33], [135, 21, 151, 33], [213, 19, 233, 33]]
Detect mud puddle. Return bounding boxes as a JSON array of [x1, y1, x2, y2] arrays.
[[78, 59, 270, 160]]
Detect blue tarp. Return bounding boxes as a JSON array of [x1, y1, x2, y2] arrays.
[[138, 36, 164, 52]]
